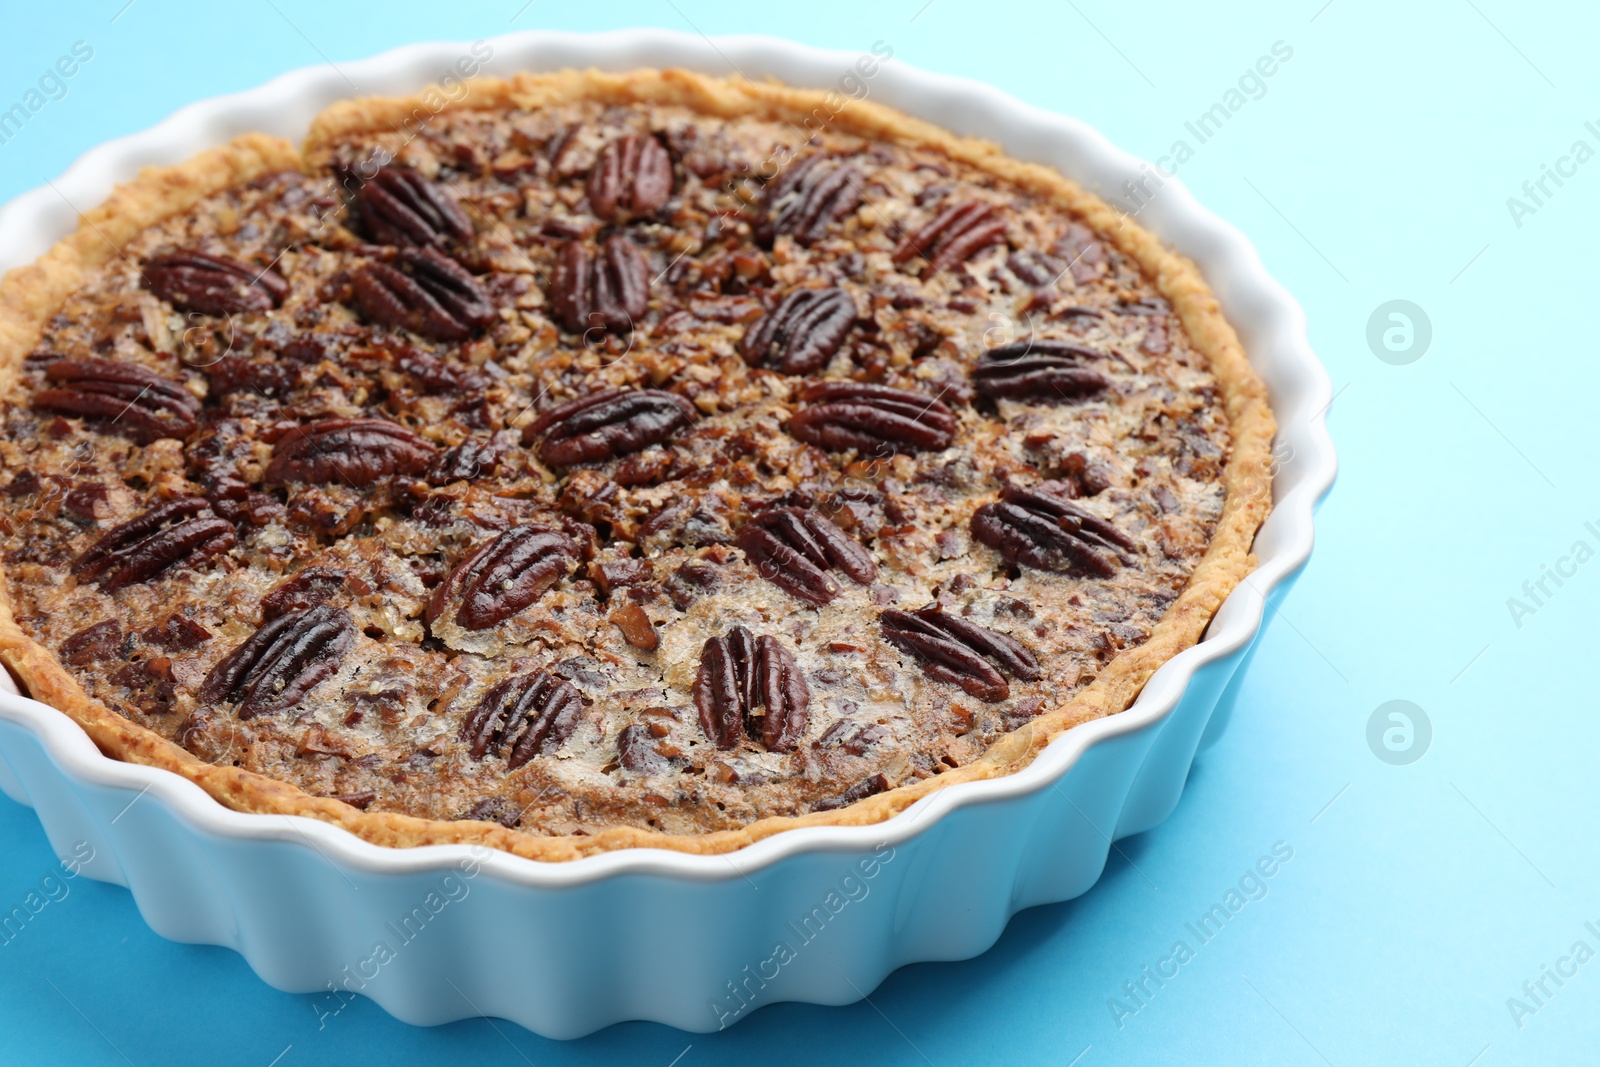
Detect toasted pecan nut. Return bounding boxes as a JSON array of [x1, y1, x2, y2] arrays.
[[354, 166, 473, 250], [695, 624, 755, 750], [972, 339, 1111, 403], [970, 482, 1136, 577], [590, 557, 653, 594], [427, 524, 581, 631], [72, 498, 235, 591], [352, 247, 494, 342], [1006, 248, 1067, 288], [550, 234, 649, 335], [750, 634, 810, 751], [264, 417, 438, 485], [758, 155, 862, 246], [60, 621, 125, 665], [388, 342, 490, 395], [142, 250, 288, 316], [812, 772, 891, 812], [693, 625, 810, 752], [353, 262, 463, 342], [524, 388, 696, 467], [892, 201, 1008, 274], [788, 381, 956, 455], [460, 668, 583, 769], [608, 601, 659, 650], [33, 358, 200, 444], [735, 507, 875, 607], [880, 605, 1039, 702], [426, 435, 506, 486], [586, 133, 674, 221], [741, 287, 856, 375], [616, 722, 672, 774], [198, 604, 355, 719], [142, 614, 212, 651], [260, 567, 347, 621]]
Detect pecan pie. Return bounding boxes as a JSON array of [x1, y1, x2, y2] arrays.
[[0, 70, 1274, 860]]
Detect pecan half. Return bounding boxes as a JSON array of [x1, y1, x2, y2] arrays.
[[693, 626, 810, 752], [813, 773, 891, 812], [608, 601, 659, 650], [586, 133, 674, 222], [426, 524, 580, 631], [549, 235, 648, 335], [880, 606, 1039, 702], [354, 166, 472, 250], [735, 507, 876, 607], [789, 381, 956, 455], [524, 388, 696, 466], [427, 435, 505, 486], [388, 343, 489, 394], [260, 567, 346, 621], [892, 201, 1008, 274], [33, 358, 199, 443], [198, 604, 355, 719], [741, 287, 856, 375], [616, 722, 671, 774], [264, 417, 438, 485], [973, 339, 1111, 403], [460, 669, 583, 769], [73, 498, 235, 591], [352, 247, 494, 342], [1006, 249, 1066, 288], [696, 625, 758, 749], [970, 483, 1137, 577], [143, 251, 288, 316], [758, 156, 862, 246], [143, 613, 212, 651], [61, 621, 124, 665]]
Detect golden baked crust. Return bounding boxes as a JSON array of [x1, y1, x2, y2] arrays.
[[0, 69, 1273, 860]]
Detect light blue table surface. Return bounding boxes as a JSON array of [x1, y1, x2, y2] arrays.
[[2, 2, 1595, 1063]]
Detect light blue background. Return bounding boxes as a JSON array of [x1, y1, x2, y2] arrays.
[[1, 2, 1594, 1063]]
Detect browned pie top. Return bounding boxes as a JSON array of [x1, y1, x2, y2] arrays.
[[0, 92, 1233, 838]]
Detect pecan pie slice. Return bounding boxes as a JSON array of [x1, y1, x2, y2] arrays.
[[0, 70, 1273, 861]]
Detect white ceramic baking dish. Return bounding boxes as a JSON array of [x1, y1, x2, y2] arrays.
[[0, 29, 1335, 1038]]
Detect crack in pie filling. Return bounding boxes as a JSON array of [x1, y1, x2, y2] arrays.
[[0, 70, 1274, 860]]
